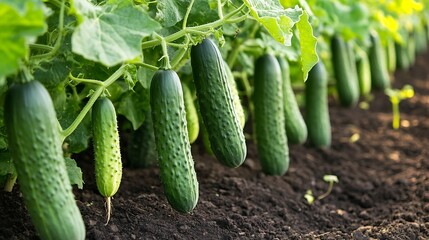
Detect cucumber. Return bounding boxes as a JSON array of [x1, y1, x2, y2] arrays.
[[369, 31, 390, 90], [415, 24, 427, 54], [191, 38, 247, 168], [150, 69, 198, 213], [224, 61, 246, 129], [276, 56, 307, 145], [4, 80, 85, 240], [305, 61, 331, 148], [253, 54, 289, 176], [331, 35, 360, 107], [408, 32, 416, 66], [356, 49, 372, 96], [385, 36, 397, 73], [92, 97, 122, 223], [127, 109, 157, 168], [395, 37, 411, 70], [182, 83, 199, 144]]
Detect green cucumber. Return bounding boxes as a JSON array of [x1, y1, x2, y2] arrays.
[[331, 35, 360, 107], [305, 61, 331, 148], [254, 54, 289, 176], [369, 31, 390, 90], [224, 61, 246, 129], [182, 83, 199, 144], [150, 69, 198, 213], [127, 109, 157, 168], [395, 37, 411, 70], [408, 32, 416, 65], [385, 36, 397, 73], [276, 56, 307, 145], [191, 38, 247, 168], [5, 80, 85, 240], [356, 49, 372, 96], [92, 97, 123, 223]]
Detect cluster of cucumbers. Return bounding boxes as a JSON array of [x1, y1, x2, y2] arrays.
[[8, 28, 424, 238]]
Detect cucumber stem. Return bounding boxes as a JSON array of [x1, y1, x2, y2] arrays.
[[4, 174, 17, 192], [182, 0, 195, 29], [60, 65, 127, 141], [105, 197, 112, 225], [141, 4, 247, 50]]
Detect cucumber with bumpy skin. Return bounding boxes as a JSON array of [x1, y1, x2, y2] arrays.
[[5, 80, 85, 240], [385, 37, 397, 73], [151, 69, 199, 213], [191, 38, 247, 168], [369, 32, 390, 90], [276, 56, 307, 145], [305, 61, 331, 148], [182, 83, 200, 144], [92, 97, 123, 224], [331, 35, 360, 107], [254, 54, 289, 176], [224, 61, 246, 129], [356, 49, 372, 96]]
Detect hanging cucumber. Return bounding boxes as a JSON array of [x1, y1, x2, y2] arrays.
[[150, 69, 198, 213], [395, 34, 411, 70], [191, 38, 247, 168], [385, 36, 397, 73], [254, 54, 289, 176], [276, 56, 307, 145], [92, 97, 123, 224], [5, 80, 85, 240], [182, 83, 200, 144], [127, 109, 158, 168], [305, 61, 332, 148], [408, 32, 416, 66], [369, 31, 391, 90], [224, 61, 246, 129], [331, 35, 360, 107], [356, 49, 372, 96]]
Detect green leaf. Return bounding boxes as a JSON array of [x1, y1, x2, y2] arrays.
[[0, 152, 14, 176], [71, 0, 161, 66], [296, 11, 318, 81], [0, 0, 46, 78], [187, 0, 219, 26], [155, 0, 189, 27], [323, 175, 339, 183], [0, 110, 7, 150], [64, 157, 83, 189], [117, 83, 150, 130], [243, 0, 303, 45], [33, 57, 70, 88]]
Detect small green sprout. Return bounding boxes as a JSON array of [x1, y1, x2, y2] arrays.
[[305, 175, 339, 205], [385, 85, 414, 129]]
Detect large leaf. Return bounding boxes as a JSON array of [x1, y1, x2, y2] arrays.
[[155, 0, 189, 27], [64, 157, 83, 189], [243, 0, 303, 45], [0, 0, 46, 78], [71, 0, 161, 66], [117, 82, 150, 130], [296, 11, 318, 81]]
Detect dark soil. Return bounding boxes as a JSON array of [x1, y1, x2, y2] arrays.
[[2, 52, 429, 240]]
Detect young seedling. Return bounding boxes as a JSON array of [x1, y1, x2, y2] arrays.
[[305, 175, 339, 205], [385, 85, 414, 129]]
